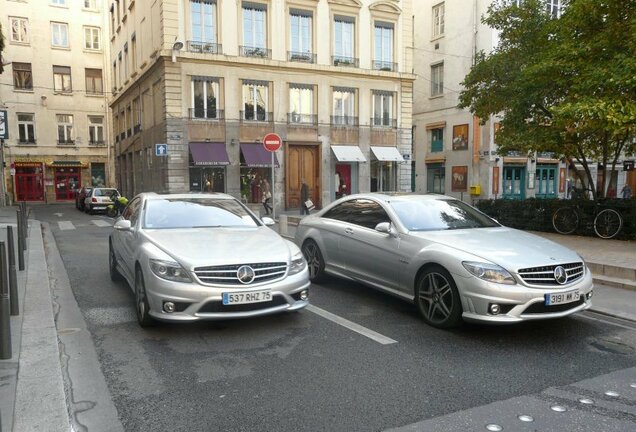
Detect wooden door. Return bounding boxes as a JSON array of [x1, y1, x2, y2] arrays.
[[286, 143, 320, 209]]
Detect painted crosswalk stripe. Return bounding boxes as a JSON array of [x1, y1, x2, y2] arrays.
[[58, 221, 75, 231], [306, 304, 397, 345], [92, 220, 112, 227]]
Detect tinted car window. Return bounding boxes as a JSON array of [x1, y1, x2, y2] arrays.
[[122, 197, 141, 221], [323, 200, 359, 223], [347, 199, 391, 229], [143, 198, 260, 229], [94, 188, 118, 197], [390, 198, 500, 231]]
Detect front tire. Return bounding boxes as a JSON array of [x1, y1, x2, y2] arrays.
[[135, 269, 156, 327], [301, 240, 326, 283], [415, 265, 462, 329], [109, 242, 122, 282]]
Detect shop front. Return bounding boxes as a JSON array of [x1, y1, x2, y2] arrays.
[[239, 143, 279, 204], [370, 146, 403, 192], [331, 145, 366, 199], [188, 142, 230, 192], [47, 161, 85, 201], [14, 161, 45, 202]]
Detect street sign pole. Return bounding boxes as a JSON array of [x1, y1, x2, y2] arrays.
[[262, 133, 282, 220], [271, 151, 275, 220]]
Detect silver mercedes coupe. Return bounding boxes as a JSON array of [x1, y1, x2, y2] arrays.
[[294, 193, 593, 328], [109, 193, 310, 327]]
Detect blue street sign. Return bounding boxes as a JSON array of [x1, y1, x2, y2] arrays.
[[155, 143, 168, 156]]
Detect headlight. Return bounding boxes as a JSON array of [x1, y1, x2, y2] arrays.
[[288, 252, 307, 275], [462, 261, 516, 285], [149, 259, 191, 283]]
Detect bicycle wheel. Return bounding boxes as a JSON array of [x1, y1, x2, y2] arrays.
[[594, 209, 623, 239], [552, 207, 579, 235]]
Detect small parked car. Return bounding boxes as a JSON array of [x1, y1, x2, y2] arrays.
[[75, 186, 93, 211], [108, 193, 310, 327], [84, 187, 119, 214], [295, 193, 593, 329]]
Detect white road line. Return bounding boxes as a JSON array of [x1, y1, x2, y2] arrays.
[[92, 219, 112, 227], [306, 304, 397, 345], [58, 221, 75, 231]]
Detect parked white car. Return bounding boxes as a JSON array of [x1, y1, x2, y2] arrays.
[[84, 187, 119, 214]]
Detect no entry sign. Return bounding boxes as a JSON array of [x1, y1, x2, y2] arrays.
[[262, 133, 282, 152]]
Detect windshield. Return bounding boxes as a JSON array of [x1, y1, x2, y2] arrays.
[[390, 198, 500, 231], [143, 198, 260, 229], [95, 188, 118, 197]]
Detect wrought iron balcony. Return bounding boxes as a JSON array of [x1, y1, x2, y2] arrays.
[[332, 55, 359, 68], [372, 60, 397, 72], [187, 40, 222, 55], [287, 113, 317, 125], [287, 51, 316, 64], [330, 115, 359, 127], [370, 117, 397, 128], [188, 108, 224, 120], [240, 110, 273, 122], [239, 46, 271, 59], [57, 139, 75, 146], [18, 138, 36, 145]]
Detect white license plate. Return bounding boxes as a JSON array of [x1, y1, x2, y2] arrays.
[[222, 289, 272, 305], [545, 290, 580, 306]]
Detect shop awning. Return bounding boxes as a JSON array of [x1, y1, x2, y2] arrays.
[[47, 160, 86, 167], [189, 142, 230, 166], [240, 143, 279, 168], [370, 146, 404, 162], [331, 146, 366, 162]]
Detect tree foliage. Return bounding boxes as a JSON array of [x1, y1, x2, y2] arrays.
[[0, 23, 5, 74], [458, 0, 636, 198]]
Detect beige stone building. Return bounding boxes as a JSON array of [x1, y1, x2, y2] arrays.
[[0, 0, 112, 204], [110, 0, 415, 213]]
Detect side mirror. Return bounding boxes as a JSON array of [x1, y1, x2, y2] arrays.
[[261, 216, 276, 226], [375, 222, 398, 237], [114, 219, 132, 231]]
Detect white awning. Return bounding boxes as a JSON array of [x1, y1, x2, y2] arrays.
[[331, 146, 366, 162], [370, 146, 404, 162]]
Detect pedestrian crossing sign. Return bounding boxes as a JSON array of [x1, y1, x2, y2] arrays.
[[155, 144, 168, 156]]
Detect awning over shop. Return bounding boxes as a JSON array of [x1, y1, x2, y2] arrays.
[[370, 146, 404, 162], [189, 142, 230, 166], [240, 143, 279, 168], [47, 160, 86, 167], [331, 145, 366, 162]]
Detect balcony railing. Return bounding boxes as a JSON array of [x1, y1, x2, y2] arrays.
[[18, 139, 36, 145], [330, 115, 359, 127], [57, 139, 75, 146], [240, 110, 273, 122], [188, 108, 225, 120], [287, 51, 316, 64], [133, 124, 142, 134], [332, 55, 359, 68], [239, 46, 271, 59], [371, 117, 397, 129], [372, 60, 397, 72], [89, 140, 106, 146], [187, 40, 222, 55], [287, 113, 317, 125]]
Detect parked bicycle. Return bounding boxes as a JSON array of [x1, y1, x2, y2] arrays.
[[106, 192, 129, 218], [552, 200, 623, 239]]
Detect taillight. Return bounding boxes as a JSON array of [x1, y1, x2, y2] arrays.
[[92, 198, 97, 202]]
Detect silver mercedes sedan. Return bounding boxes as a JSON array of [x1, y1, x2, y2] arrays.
[[295, 193, 593, 328], [109, 193, 309, 327]]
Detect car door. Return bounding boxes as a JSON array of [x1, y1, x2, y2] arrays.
[[315, 201, 358, 274], [338, 199, 402, 291], [115, 197, 142, 281]]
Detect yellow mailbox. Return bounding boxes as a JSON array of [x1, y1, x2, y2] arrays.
[[469, 184, 481, 195]]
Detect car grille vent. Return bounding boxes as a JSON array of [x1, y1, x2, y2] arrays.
[[193, 262, 287, 285], [518, 262, 584, 286]]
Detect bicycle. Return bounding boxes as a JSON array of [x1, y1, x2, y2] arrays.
[[552, 200, 623, 239]]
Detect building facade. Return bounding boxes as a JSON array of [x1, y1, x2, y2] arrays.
[[412, 0, 634, 202], [0, 0, 112, 204], [109, 0, 415, 213]]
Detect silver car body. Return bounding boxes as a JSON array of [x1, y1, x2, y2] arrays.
[[110, 193, 309, 323], [295, 193, 593, 325]]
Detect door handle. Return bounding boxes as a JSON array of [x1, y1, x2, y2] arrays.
[[344, 227, 354, 235]]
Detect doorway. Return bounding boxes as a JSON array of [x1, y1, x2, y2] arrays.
[[286, 143, 320, 209], [55, 167, 81, 201]]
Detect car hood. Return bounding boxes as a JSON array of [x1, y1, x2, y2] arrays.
[[410, 227, 581, 271], [143, 227, 293, 268]]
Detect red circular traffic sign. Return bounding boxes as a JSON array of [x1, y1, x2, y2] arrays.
[[262, 133, 282, 152]]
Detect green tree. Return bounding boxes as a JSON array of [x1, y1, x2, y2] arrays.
[[458, 0, 636, 199], [0, 23, 5, 74]]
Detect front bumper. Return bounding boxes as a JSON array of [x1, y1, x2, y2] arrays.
[[143, 266, 310, 321], [454, 269, 594, 324]]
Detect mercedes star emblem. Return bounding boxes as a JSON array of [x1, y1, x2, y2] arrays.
[[553, 266, 568, 285], [237, 265, 255, 284]]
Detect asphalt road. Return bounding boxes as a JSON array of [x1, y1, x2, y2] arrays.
[[34, 204, 636, 432]]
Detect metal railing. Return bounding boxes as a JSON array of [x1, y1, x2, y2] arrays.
[[372, 60, 398, 72], [57, 139, 75, 146], [89, 140, 106, 146], [287, 113, 317, 125], [330, 115, 359, 126], [239, 46, 272, 59], [332, 55, 359, 68], [188, 108, 225, 120], [240, 111, 273, 122], [18, 139, 36, 145], [187, 40, 222, 55], [370, 117, 397, 128], [287, 51, 316, 63]]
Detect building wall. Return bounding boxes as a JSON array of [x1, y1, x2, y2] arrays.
[[109, 0, 415, 211], [0, 0, 112, 203]]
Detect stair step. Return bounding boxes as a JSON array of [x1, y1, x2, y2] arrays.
[[587, 261, 636, 280], [593, 274, 636, 292]]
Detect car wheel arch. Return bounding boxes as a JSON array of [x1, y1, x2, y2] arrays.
[[412, 262, 451, 298]]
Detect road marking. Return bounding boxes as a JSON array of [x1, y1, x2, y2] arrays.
[[58, 221, 75, 231], [53, 212, 63, 217], [577, 312, 636, 331], [92, 219, 112, 227], [306, 304, 397, 345]]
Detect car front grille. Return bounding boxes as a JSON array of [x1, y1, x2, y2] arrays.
[[193, 262, 287, 286], [522, 297, 586, 314], [198, 295, 288, 313], [517, 262, 584, 286]]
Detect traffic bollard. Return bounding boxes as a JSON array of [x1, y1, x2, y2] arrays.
[[0, 242, 12, 359], [16, 210, 25, 272], [7, 226, 19, 316]]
